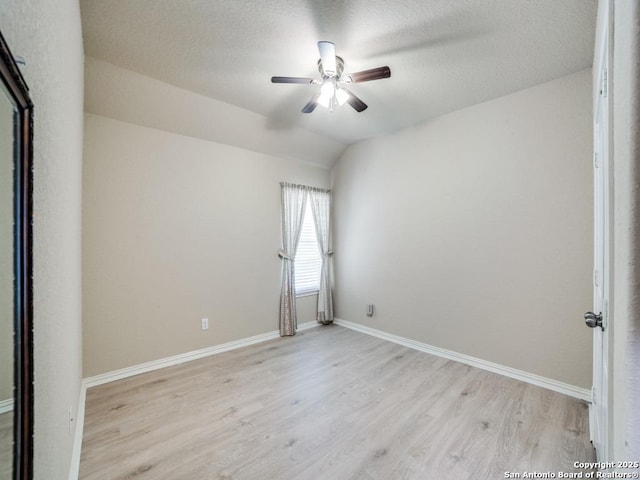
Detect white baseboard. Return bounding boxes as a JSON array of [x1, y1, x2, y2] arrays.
[[334, 318, 592, 402], [68, 321, 319, 479], [83, 321, 319, 389], [0, 398, 13, 415], [68, 382, 87, 480]]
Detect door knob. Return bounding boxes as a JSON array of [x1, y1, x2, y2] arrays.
[[584, 311, 603, 330]]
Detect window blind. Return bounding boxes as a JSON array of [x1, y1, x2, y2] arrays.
[[295, 201, 322, 295]]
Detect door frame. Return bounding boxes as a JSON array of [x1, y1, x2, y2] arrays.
[[590, 0, 612, 461]]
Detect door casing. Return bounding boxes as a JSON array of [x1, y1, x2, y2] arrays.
[[590, 0, 612, 461]]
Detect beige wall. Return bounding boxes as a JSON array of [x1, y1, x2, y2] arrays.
[[0, 1, 85, 478], [83, 113, 329, 376], [331, 69, 593, 388]]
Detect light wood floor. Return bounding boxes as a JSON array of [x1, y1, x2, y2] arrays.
[[0, 411, 12, 479], [79, 325, 595, 479]]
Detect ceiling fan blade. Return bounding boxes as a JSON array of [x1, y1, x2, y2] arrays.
[[317, 41, 337, 77], [271, 76, 315, 84], [347, 66, 391, 83], [344, 89, 368, 112], [302, 92, 322, 113]]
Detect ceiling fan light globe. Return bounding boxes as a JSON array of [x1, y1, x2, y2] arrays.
[[320, 81, 335, 97], [318, 92, 331, 108], [335, 88, 349, 106]]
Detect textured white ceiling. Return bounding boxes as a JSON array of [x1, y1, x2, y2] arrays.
[[80, 0, 597, 157]]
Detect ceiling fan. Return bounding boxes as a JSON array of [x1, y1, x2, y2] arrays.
[[271, 41, 391, 113]]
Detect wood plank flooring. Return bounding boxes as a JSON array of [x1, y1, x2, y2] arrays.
[[79, 325, 595, 479], [0, 412, 11, 478]]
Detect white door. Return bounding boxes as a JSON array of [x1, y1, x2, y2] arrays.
[[589, 0, 610, 461]]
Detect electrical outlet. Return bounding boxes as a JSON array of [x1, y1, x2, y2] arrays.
[[68, 406, 74, 435], [201, 318, 209, 331]]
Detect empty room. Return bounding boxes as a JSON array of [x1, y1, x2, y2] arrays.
[[1, 0, 639, 479]]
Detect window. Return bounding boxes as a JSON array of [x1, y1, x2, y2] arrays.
[[295, 201, 322, 296]]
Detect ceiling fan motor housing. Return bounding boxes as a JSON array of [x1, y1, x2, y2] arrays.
[[318, 56, 344, 79]]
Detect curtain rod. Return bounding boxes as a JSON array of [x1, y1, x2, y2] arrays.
[[280, 182, 331, 194]]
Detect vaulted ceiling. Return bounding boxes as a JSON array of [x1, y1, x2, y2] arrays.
[[80, 0, 597, 166]]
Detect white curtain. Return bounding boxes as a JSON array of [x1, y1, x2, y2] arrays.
[[309, 189, 334, 324], [278, 183, 307, 336]]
